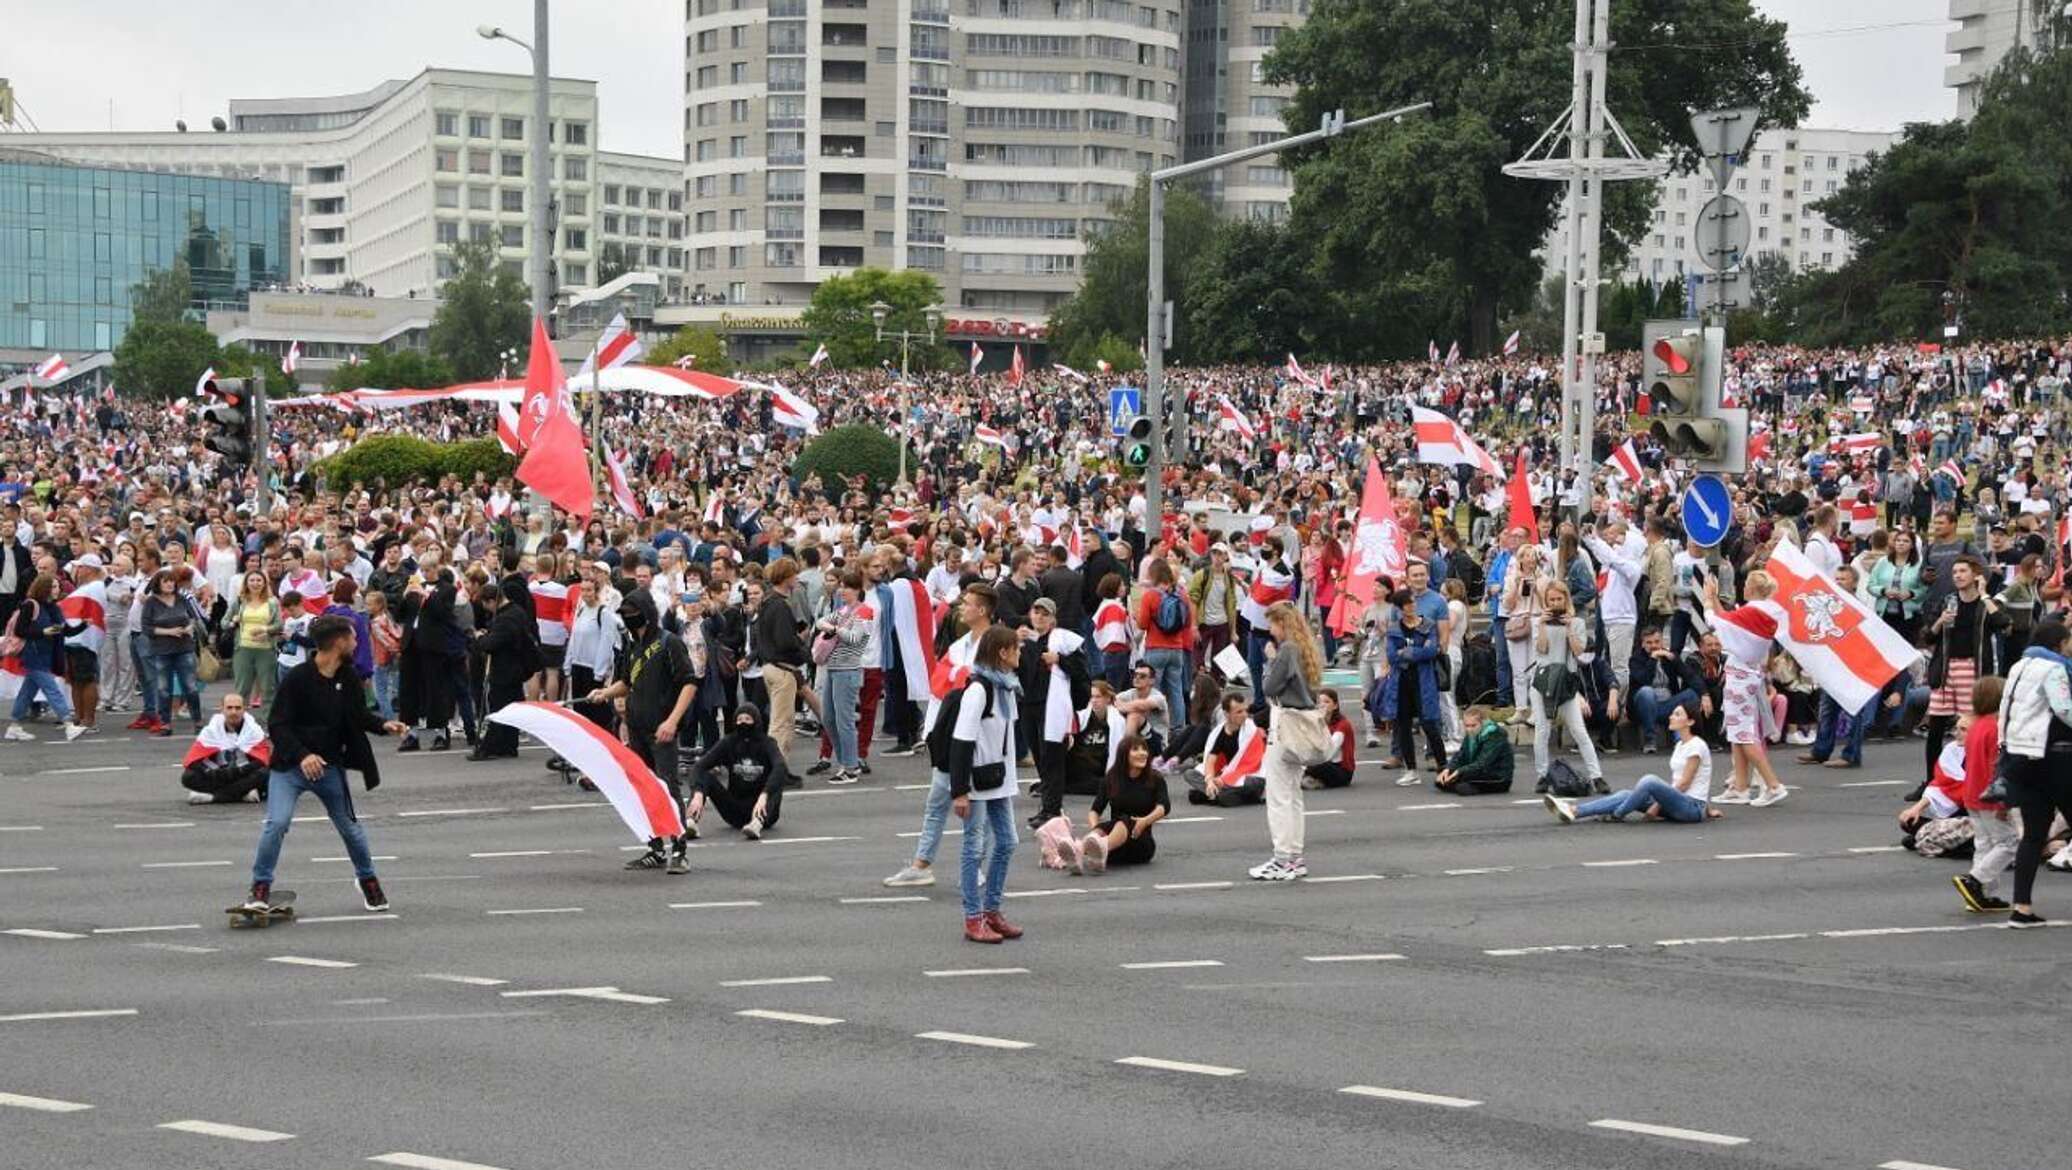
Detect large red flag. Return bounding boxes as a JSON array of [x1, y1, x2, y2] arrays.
[[516, 317, 566, 449], [518, 407, 595, 521], [1343, 457, 1407, 612], [1507, 448, 1539, 543]]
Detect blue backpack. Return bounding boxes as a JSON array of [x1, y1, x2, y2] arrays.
[[1153, 587, 1187, 635]]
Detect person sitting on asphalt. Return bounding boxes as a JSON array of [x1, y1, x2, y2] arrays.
[[181, 693, 273, 804], [1300, 688, 1357, 790], [1077, 734, 1171, 872], [1035, 680, 1125, 831], [1897, 710, 1977, 858], [1544, 701, 1723, 824], [1114, 662, 1172, 756], [1183, 694, 1266, 807], [1436, 705, 1513, 795], [687, 702, 789, 841]]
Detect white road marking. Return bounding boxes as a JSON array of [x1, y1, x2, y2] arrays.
[[527, 801, 607, 811], [470, 849, 593, 858], [140, 860, 232, 869], [1714, 852, 1798, 860], [112, 822, 194, 829], [500, 986, 668, 1005], [485, 907, 584, 916], [1444, 867, 1514, 876], [1114, 1056, 1243, 1077], [1303, 953, 1406, 964], [3, 928, 85, 940], [370, 1154, 513, 1170], [1508, 798, 1545, 805], [892, 783, 934, 791], [1398, 802, 1462, 811], [669, 900, 762, 909], [1849, 845, 1906, 854], [260, 1011, 549, 1027], [1588, 1119, 1749, 1146], [1302, 809, 1346, 817], [313, 855, 399, 863], [1879, 1161, 1966, 1170], [1120, 959, 1224, 970], [396, 807, 508, 818], [159, 1119, 296, 1143], [265, 956, 357, 969], [840, 895, 928, 904], [0, 825, 45, 831], [0, 1092, 94, 1112], [1340, 1085, 1482, 1108], [1304, 873, 1385, 884], [1154, 881, 1233, 891], [1003, 888, 1088, 898], [45, 765, 130, 775], [1582, 858, 1658, 868], [1162, 815, 1224, 824], [923, 967, 1030, 978], [1485, 944, 1628, 957], [1656, 932, 1811, 947], [718, 975, 833, 987], [419, 974, 511, 987], [1839, 779, 1908, 788], [759, 835, 862, 845], [895, 828, 963, 839], [90, 924, 201, 935], [0, 1008, 139, 1023], [0, 866, 58, 875], [134, 943, 217, 954], [298, 914, 401, 925], [917, 1030, 1033, 1050], [736, 1008, 843, 1026]]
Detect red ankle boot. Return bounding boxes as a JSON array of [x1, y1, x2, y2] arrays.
[[983, 911, 1023, 940], [963, 915, 1003, 944]]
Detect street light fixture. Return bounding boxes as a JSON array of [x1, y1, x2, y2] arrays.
[[873, 300, 943, 489], [476, 4, 550, 330]]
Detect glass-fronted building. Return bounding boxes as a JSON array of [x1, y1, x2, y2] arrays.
[[0, 154, 291, 353]]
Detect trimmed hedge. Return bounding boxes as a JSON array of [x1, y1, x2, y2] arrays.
[[316, 435, 516, 487], [792, 423, 910, 491]]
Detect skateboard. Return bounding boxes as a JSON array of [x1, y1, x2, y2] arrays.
[[226, 889, 296, 928]]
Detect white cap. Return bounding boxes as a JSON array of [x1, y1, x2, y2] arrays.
[[69, 553, 105, 572]]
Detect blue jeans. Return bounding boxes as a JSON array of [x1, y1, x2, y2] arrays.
[[1810, 691, 1872, 765], [250, 764, 377, 884], [959, 795, 1018, 917], [151, 649, 202, 725], [1144, 647, 1189, 730], [1631, 685, 1699, 747], [1245, 629, 1272, 702], [132, 635, 160, 715], [912, 770, 956, 866], [373, 663, 399, 721], [1575, 775, 1707, 823], [9, 666, 74, 722], [820, 667, 862, 768]]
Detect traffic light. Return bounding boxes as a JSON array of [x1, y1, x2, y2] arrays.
[[1640, 320, 1745, 473], [201, 376, 253, 468], [1123, 414, 1153, 468]]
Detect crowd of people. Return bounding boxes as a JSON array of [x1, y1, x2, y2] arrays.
[[6, 332, 2072, 937]]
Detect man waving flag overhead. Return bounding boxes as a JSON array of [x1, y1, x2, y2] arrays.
[[578, 312, 644, 379]]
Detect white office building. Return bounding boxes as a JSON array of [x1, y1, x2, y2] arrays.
[[1947, 0, 2060, 118]]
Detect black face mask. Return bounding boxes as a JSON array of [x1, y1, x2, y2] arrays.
[[620, 609, 647, 632]]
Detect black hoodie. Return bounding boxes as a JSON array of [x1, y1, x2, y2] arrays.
[[691, 702, 791, 800], [615, 590, 694, 733], [477, 576, 542, 689]]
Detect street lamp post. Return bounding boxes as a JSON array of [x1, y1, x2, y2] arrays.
[[871, 299, 943, 489], [478, 1, 551, 328]]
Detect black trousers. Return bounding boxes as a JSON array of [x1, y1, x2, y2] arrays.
[[1304, 761, 1355, 789], [398, 647, 456, 732], [479, 679, 524, 755], [626, 724, 683, 849], [2008, 755, 2072, 905], [692, 771, 782, 830], [1033, 739, 1072, 819]]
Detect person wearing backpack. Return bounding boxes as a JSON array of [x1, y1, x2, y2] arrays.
[[1135, 557, 1193, 733], [945, 626, 1025, 943]]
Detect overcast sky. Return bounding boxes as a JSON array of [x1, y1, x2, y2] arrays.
[[5, 0, 1956, 157]]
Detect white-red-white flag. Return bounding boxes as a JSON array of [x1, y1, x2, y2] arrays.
[[280, 340, 301, 377], [1935, 459, 1964, 485], [486, 703, 682, 841], [974, 424, 1008, 449], [767, 383, 820, 433], [1427, 340, 1440, 363], [33, 354, 69, 382], [1344, 456, 1407, 612], [604, 446, 645, 519], [673, 354, 697, 370], [496, 403, 523, 456], [1445, 339, 1461, 367], [1606, 438, 1643, 484], [1502, 329, 1521, 356], [578, 312, 644, 378], [1410, 406, 1499, 476], [1096, 359, 1113, 374], [1759, 540, 1921, 712], [1053, 363, 1088, 385], [1008, 346, 1026, 387], [1283, 353, 1316, 387], [1216, 394, 1257, 440], [808, 342, 830, 369], [1834, 432, 1883, 454], [193, 367, 218, 399], [968, 342, 983, 377]]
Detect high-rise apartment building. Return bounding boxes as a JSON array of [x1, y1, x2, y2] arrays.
[[597, 152, 689, 301], [680, 0, 1181, 318], [1181, 0, 1307, 222], [1947, 0, 2059, 118]]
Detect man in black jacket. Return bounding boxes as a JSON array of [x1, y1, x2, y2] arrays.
[[244, 615, 409, 914], [1627, 626, 1696, 753], [1037, 544, 1086, 632], [754, 557, 809, 763], [397, 569, 460, 751], [469, 577, 539, 760], [584, 591, 697, 873], [687, 702, 790, 840]]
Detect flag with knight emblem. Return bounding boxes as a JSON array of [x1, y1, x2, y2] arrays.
[[1342, 457, 1407, 613], [1760, 540, 1920, 712]]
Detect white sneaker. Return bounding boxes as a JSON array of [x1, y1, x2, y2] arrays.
[[1786, 729, 1815, 746], [1750, 786, 1790, 808], [1712, 788, 1752, 805], [1395, 770, 1421, 787], [187, 791, 212, 805], [883, 863, 935, 888], [1543, 793, 1577, 824], [743, 814, 764, 841], [1248, 857, 1299, 881], [62, 722, 88, 741], [2046, 847, 2072, 873], [1364, 734, 1382, 749], [4, 725, 34, 741]]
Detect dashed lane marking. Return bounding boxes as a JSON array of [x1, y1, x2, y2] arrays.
[[331, 998, 390, 1006], [759, 835, 864, 845], [265, 956, 358, 969], [1588, 1119, 1749, 1147], [313, 856, 399, 863], [1303, 953, 1406, 964], [396, 808, 508, 818], [470, 850, 593, 858], [1154, 881, 1233, 891], [45, 766, 131, 775], [923, 967, 1029, 978], [669, 900, 762, 909], [140, 860, 232, 869], [1120, 959, 1224, 970], [1581, 858, 1658, 868], [419, 974, 510, 987], [1839, 779, 1908, 788], [112, 822, 194, 829], [736, 1008, 843, 1026], [0, 1009, 138, 1023], [0, 867, 59, 874], [528, 801, 607, 811], [1162, 815, 1224, 824], [1303, 874, 1385, 884], [1004, 888, 1090, 898], [159, 1119, 296, 1142], [0, 1092, 94, 1112], [718, 975, 833, 987], [1444, 867, 1513, 876], [370, 1154, 512, 1170], [1849, 845, 1906, 854], [1301, 809, 1346, 817], [1878, 1161, 1966, 1170], [3, 928, 85, 940], [917, 1030, 1034, 1050], [298, 915, 401, 925], [90, 924, 201, 935], [896, 829, 964, 839], [1339, 1085, 1482, 1108], [1114, 1056, 1243, 1077], [1398, 803, 1462, 811], [500, 986, 668, 1005], [0, 825, 44, 831], [1485, 944, 1629, 957], [1656, 932, 1811, 948], [840, 895, 928, 904], [485, 907, 584, 916], [1715, 852, 1798, 860], [133, 943, 216, 954]]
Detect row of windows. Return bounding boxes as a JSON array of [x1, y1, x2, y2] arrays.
[[965, 106, 1079, 131], [601, 213, 684, 239], [433, 149, 589, 182], [433, 186, 591, 216], [431, 112, 589, 145], [601, 184, 679, 211]]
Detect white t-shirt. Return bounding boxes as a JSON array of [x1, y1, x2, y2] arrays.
[[1669, 735, 1713, 802]]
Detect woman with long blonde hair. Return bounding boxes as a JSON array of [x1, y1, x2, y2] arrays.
[[1249, 600, 1322, 881]]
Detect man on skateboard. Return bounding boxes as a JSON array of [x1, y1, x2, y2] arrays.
[[241, 614, 410, 915]]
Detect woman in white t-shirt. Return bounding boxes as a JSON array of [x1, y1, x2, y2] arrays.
[[1544, 702, 1722, 824]]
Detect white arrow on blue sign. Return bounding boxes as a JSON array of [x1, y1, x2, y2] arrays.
[[1681, 474, 1733, 547], [1109, 385, 1141, 436]]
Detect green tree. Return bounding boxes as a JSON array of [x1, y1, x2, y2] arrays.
[[1047, 180, 1220, 364], [111, 318, 220, 400], [792, 423, 912, 492], [1182, 219, 1329, 364], [1264, 0, 1808, 355], [429, 239, 531, 381], [328, 348, 456, 393], [1500, 273, 1566, 356], [129, 258, 196, 326], [800, 267, 947, 370], [1086, 333, 1143, 375], [644, 325, 731, 374]]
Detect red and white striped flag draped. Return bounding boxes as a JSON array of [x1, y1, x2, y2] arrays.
[[1502, 329, 1521, 356], [1053, 363, 1088, 385], [1848, 393, 1874, 414], [1410, 406, 1499, 475], [1747, 430, 1772, 463], [766, 383, 820, 433], [1834, 432, 1883, 454], [1343, 456, 1407, 613], [1093, 596, 1129, 651], [1283, 353, 1316, 387], [281, 340, 301, 377], [1237, 558, 1294, 629], [59, 579, 108, 655], [485, 703, 683, 842], [32, 354, 68, 382], [974, 424, 1008, 448], [495, 403, 523, 456], [1427, 340, 1440, 363], [808, 342, 830, 369], [529, 578, 574, 644], [1008, 346, 1026, 387], [1606, 438, 1643, 484], [578, 312, 645, 378], [884, 577, 939, 703], [603, 447, 645, 519], [888, 506, 915, 527], [1063, 525, 1085, 569], [1760, 540, 1921, 712], [1934, 459, 1964, 485], [1445, 340, 1461, 367], [1216, 394, 1257, 440], [193, 367, 218, 399], [1096, 359, 1113, 374], [968, 342, 983, 377], [702, 493, 726, 526]]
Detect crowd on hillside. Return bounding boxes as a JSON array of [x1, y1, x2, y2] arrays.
[[5, 333, 2072, 936]]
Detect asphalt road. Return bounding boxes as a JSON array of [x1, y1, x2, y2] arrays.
[[2, 719, 2065, 1170]]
